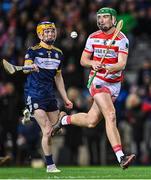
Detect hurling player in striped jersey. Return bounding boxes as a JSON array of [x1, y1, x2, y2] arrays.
[[52, 7, 135, 169], [22, 21, 73, 173]]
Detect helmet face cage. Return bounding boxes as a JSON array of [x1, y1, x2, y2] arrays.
[[36, 21, 57, 44], [36, 21, 56, 35], [97, 7, 117, 28]]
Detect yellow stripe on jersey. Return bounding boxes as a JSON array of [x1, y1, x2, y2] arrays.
[[31, 44, 41, 50], [39, 42, 52, 50], [24, 59, 33, 65]]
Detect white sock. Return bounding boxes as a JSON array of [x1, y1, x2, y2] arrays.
[[61, 115, 68, 125], [47, 164, 55, 169], [115, 150, 124, 163]]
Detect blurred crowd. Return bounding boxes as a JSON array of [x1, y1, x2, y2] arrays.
[[0, 0, 151, 166]]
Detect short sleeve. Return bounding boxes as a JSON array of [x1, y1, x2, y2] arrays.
[[118, 38, 129, 55], [24, 48, 34, 64], [84, 36, 94, 54]]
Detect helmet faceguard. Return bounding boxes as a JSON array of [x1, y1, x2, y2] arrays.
[[36, 21, 57, 45], [97, 7, 117, 31]]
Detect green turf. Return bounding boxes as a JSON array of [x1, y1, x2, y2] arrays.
[[0, 166, 150, 179]]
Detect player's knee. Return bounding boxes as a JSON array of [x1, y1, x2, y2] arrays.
[[87, 115, 99, 128], [88, 122, 97, 128]]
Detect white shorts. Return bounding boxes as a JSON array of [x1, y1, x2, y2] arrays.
[[89, 77, 121, 99]]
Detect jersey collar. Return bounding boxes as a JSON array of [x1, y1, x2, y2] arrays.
[[39, 41, 52, 50]]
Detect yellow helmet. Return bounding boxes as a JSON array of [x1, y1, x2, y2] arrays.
[[36, 21, 56, 35]]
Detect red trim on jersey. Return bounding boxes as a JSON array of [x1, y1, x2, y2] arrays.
[[93, 44, 118, 51], [93, 56, 118, 64], [90, 31, 115, 39], [91, 68, 106, 74], [90, 30, 102, 37], [90, 70, 122, 75], [90, 30, 127, 41], [117, 32, 126, 39], [98, 75, 123, 83], [96, 75, 123, 83], [84, 49, 93, 54], [118, 51, 128, 55], [90, 71, 123, 83]]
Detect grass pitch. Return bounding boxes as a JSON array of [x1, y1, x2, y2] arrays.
[[0, 166, 150, 179]]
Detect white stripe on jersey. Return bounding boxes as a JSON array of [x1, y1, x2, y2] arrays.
[[94, 48, 118, 58], [91, 69, 122, 79], [35, 57, 60, 70], [92, 38, 121, 46]]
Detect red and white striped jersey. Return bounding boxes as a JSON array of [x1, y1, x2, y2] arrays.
[[84, 30, 129, 83]]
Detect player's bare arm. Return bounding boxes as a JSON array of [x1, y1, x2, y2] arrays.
[[103, 52, 128, 77], [54, 72, 73, 109], [105, 52, 128, 72], [80, 51, 101, 71]]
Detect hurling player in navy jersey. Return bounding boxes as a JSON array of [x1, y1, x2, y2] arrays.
[[22, 21, 73, 173]]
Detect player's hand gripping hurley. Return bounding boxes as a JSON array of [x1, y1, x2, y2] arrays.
[[2, 59, 35, 74], [87, 20, 123, 88]]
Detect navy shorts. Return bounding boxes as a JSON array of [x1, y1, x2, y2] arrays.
[[25, 96, 58, 113]]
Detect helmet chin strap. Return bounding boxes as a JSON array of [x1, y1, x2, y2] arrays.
[[43, 39, 55, 45], [112, 16, 117, 26], [42, 33, 56, 45]]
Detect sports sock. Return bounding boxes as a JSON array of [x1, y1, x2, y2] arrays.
[[61, 115, 71, 125], [45, 154, 54, 166], [113, 145, 124, 163]]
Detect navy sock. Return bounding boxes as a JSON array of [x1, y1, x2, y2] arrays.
[[45, 154, 54, 166]]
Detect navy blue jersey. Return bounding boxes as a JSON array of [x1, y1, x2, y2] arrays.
[[24, 43, 63, 100]]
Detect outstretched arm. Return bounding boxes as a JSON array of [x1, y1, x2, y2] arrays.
[[23, 60, 39, 74], [23, 48, 39, 73]]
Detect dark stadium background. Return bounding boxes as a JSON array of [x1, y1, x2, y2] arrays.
[[0, 0, 151, 167]]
